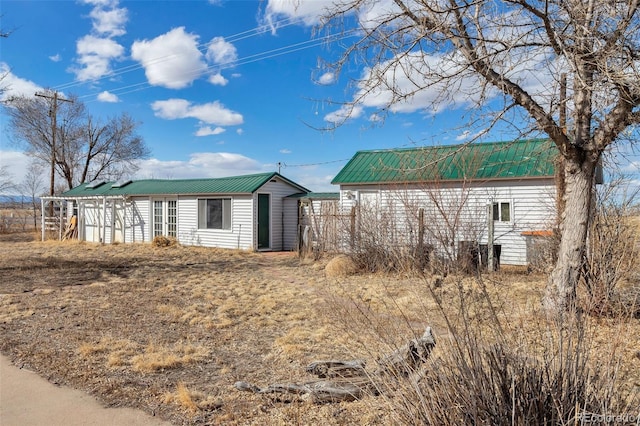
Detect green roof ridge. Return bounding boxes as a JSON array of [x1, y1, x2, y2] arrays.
[[332, 139, 556, 185], [62, 172, 309, 197]]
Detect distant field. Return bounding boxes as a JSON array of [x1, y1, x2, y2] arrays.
[[0, 232, 638, 425]]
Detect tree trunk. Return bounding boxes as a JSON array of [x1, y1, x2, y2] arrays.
[[544, 155, 596, 313]]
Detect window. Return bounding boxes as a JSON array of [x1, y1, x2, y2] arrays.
[[153, 200, 164, 237], [167, 200, 177, 237], [492, 201, 511, 222], [198, 198, 231, 230]]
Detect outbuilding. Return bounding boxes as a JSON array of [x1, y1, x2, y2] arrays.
[[331, 139, 564, 266], [52, 172, 309, 251]]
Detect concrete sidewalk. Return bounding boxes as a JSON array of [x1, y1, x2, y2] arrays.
[[0, 355, 172, 426]]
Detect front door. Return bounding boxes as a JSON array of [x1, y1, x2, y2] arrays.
[[257, 194, 270, 249], [153, 199, 177, 238]]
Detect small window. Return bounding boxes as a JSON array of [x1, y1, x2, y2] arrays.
[[198, 198, 231, 230], [492, 202, 511, 222]]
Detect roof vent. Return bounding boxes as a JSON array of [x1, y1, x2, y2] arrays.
[[86, 180, 105, 189], [111, 179, 132, 188]]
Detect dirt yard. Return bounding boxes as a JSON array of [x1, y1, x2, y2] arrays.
[[1, 232, 639, 425]]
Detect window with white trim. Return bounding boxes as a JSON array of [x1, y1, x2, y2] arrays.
[[492, 201, 511, 222], [198, 198, 231, 230]]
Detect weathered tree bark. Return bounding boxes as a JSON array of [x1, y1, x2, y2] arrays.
[[544, 154, 597, 312], [235, 327, 436, 403]]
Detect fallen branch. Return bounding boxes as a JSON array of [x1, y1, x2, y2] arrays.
[[235, 327, 435, 403]]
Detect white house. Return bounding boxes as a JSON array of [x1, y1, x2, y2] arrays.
[[331, 139, 562, 266], [53, 172, 309, 251]]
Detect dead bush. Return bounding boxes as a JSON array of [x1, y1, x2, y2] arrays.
[[325, 254, 358, 278], [152, 235, 178, 247], [327, 274, 638, 426], [582, 179, 639, 316]]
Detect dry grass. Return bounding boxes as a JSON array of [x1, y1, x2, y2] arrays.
[[0, 232, 638, 425]]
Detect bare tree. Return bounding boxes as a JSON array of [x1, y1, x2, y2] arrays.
[[4, 92, 85, 194], [76, 113, 150, 185], [318, 0, 640, 313], [4, 94, 149, 191], [0, 165, 16, 194], [0, 20, 12, 98], [20, 160, 45, 229]]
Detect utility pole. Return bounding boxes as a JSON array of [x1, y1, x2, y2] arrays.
[[555, 74, 567, 225], [35, 91, 72, 198], [35, 91, 72, 217]]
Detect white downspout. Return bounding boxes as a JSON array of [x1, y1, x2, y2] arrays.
[[58, 201, 64, 240], [102, 196, 107, 244], [41, 198, 45, 241], [123, 197, 127, 244]]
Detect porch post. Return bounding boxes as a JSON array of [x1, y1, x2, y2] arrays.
[[41, 198, 45, 241], [102, 197, 107, 244], [59, 201, 64, 240]]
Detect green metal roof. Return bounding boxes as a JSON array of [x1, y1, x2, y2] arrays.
[[62, 172, 309, 197], [331, 139, 557, 185], [287, 192, 340, 200]]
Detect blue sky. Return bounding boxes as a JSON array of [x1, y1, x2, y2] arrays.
[[1, 0, 638, 193]]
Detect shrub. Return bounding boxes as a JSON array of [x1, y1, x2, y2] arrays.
[[582, 179, 639, 316], [329, 274, 638, 425], [325, 254, 358, 278], [152, 235, 178, 247], [396, 279, 637, 425]]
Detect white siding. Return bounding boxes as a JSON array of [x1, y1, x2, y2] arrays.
[[283, 198, 300, 251], [127, 197, 149, 243], [69, 176, 305, 251], [177, 195, 255, 250], [338, 179, 556, 266]]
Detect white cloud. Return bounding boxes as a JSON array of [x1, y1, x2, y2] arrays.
[[72, 35, 125, 81], [208, 73, 228, 86], [89, 5, 128, 36], [456, 130, 471, 141], [97, 90, 119, 102], [80, 0, 118, 6], [279, 149, 292, 154], [206, 37, 237, 65], [324, 105, 363, 124], [622, 160, 640, 173], [263, 0, 335, 31], [135, 152, 263, 179], [322, 52, 483, 123], [0, 63, 44, 101], [317, 72, 335, 85], [269, 3, 555, 124], [76, 35, 125, 57], [195, 126, 226, 137], [131, 27, 207, 89], [368, 113, 383, 122], [151, 98, 244, 126], [72, 1, 127, 81], [49, 54, 62, 62], [0, 151, 33, 190], [236, 128, 244, 135]]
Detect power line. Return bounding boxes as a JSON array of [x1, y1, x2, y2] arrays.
[[75, 30, 354, 103], [281, 158, 351, 168], [54, 16, 299, 92], [52, 16, 318, 94]]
